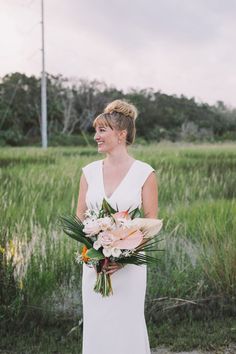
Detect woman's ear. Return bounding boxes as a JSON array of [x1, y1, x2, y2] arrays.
[[119, 130, 127, 140]]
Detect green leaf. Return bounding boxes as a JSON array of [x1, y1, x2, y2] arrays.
[[117, 249, 162, 266], [101, 198, 117, 214], [129, 207, 142, 219], [86, 248, 105, 260], [58, 214, 93, 249]]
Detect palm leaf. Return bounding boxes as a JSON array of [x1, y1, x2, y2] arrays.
[[101, 198, 117, 214], [58, 214, 93, 249], [118, 250, 161, 266], [136, 236, 164, 252], [129, 207, 142, 219]]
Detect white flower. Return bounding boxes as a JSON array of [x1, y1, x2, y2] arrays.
[[122, 250, 133, 257], [93, 240, 102, 250], [75, 251, 83, 264], [103, 247, 112, 257], [98, 231, 114, 247], [98, 216, 114, 231], [111, 248, 122, 257], [84, 209, 99, 219], [83, 218, 101, 236]]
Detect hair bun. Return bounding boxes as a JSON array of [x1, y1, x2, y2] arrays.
[[104, 99, 138, 120]]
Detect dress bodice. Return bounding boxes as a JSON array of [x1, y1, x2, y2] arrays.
[[82, 159, 155, 212]]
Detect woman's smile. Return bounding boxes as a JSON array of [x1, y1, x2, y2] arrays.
[[94, 125, 119, 153]]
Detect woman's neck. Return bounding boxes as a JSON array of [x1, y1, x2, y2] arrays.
[[104, 147, 133, 165]]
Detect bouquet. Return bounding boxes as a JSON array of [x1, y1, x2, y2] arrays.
[[58, 199, 163, 297]]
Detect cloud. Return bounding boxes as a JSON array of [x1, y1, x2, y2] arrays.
[[59, 0, 235, 46], [0, 0, 236, 106]]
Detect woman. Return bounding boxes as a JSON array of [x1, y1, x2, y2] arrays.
[[76, 99, 158, 354]]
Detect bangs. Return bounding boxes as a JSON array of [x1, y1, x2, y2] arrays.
[[93, 113, 114, 129]]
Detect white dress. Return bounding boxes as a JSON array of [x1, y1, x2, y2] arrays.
[[81, 159, 155, 354]]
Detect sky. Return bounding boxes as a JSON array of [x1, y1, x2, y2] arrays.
[[1, 0, 236, 107]]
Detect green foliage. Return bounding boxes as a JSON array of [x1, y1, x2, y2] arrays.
[[101, 198, 117, 214], [1, 317, 236, 352], [58, 215, 93, 249], [59, 198, 163, 267], [1, 73, 236, 146], [0, 236, 23, 320], [0, 144, 236, 329], [86, 248, 104, 260]]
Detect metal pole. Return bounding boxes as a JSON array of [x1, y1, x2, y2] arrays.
[[41, 0, 47, 148]]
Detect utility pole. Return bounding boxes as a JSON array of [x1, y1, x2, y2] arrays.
[[41, 0, 47, 148]]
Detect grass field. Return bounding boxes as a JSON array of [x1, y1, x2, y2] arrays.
[[0, 142, 236, 353]]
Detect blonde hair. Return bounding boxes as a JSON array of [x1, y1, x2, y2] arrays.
[[93, 99, 138, 145]]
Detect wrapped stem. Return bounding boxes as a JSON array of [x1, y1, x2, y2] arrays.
[[94, 258, 113, 297]]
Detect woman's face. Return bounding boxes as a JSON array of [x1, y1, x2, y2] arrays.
[[94, 125, 123, 153]]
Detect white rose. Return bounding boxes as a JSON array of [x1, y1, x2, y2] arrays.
[[111, 248, 122, 257], [99, 231, 114, 247], [83, 218, 101, 236], [103, 247, 112, 257], [98, 216, 113, 231]]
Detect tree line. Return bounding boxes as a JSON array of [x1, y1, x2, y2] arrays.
[[0, 72, 236, 146]]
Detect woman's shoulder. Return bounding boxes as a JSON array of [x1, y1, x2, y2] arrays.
[[82, 160, 102, 169], [132, 159, 156, 187], [83, 159, 102, 168], [81, 159, 102, 183], [82, 159, 102, 171], [135, 159, 155, 172]]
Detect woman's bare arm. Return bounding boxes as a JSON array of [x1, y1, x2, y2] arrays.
[[76, 173, 88, 221], [141, 172, 158, 218]]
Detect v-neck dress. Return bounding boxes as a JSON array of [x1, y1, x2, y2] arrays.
[[81, 159, 155, 354]]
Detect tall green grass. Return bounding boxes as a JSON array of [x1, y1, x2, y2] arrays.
[[0, 143, 235, 329]]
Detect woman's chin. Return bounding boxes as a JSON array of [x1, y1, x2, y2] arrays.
[[97, 146, 106, 153]]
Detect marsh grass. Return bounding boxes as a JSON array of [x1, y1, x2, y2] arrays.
[[1, 317, 236, 353], [0, 143, 236, 350]]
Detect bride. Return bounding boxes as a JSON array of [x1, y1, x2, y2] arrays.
[[76, 99, 158, 354]]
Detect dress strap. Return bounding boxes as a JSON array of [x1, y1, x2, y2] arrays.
[[121, 160, 155, 192], [135, 161, 155, 188], [82, 160, 101, 185]]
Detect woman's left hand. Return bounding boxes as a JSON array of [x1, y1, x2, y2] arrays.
[[105, 261, 124, 275]]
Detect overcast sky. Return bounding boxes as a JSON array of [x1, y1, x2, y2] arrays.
[[1, 0, 236, 107]]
